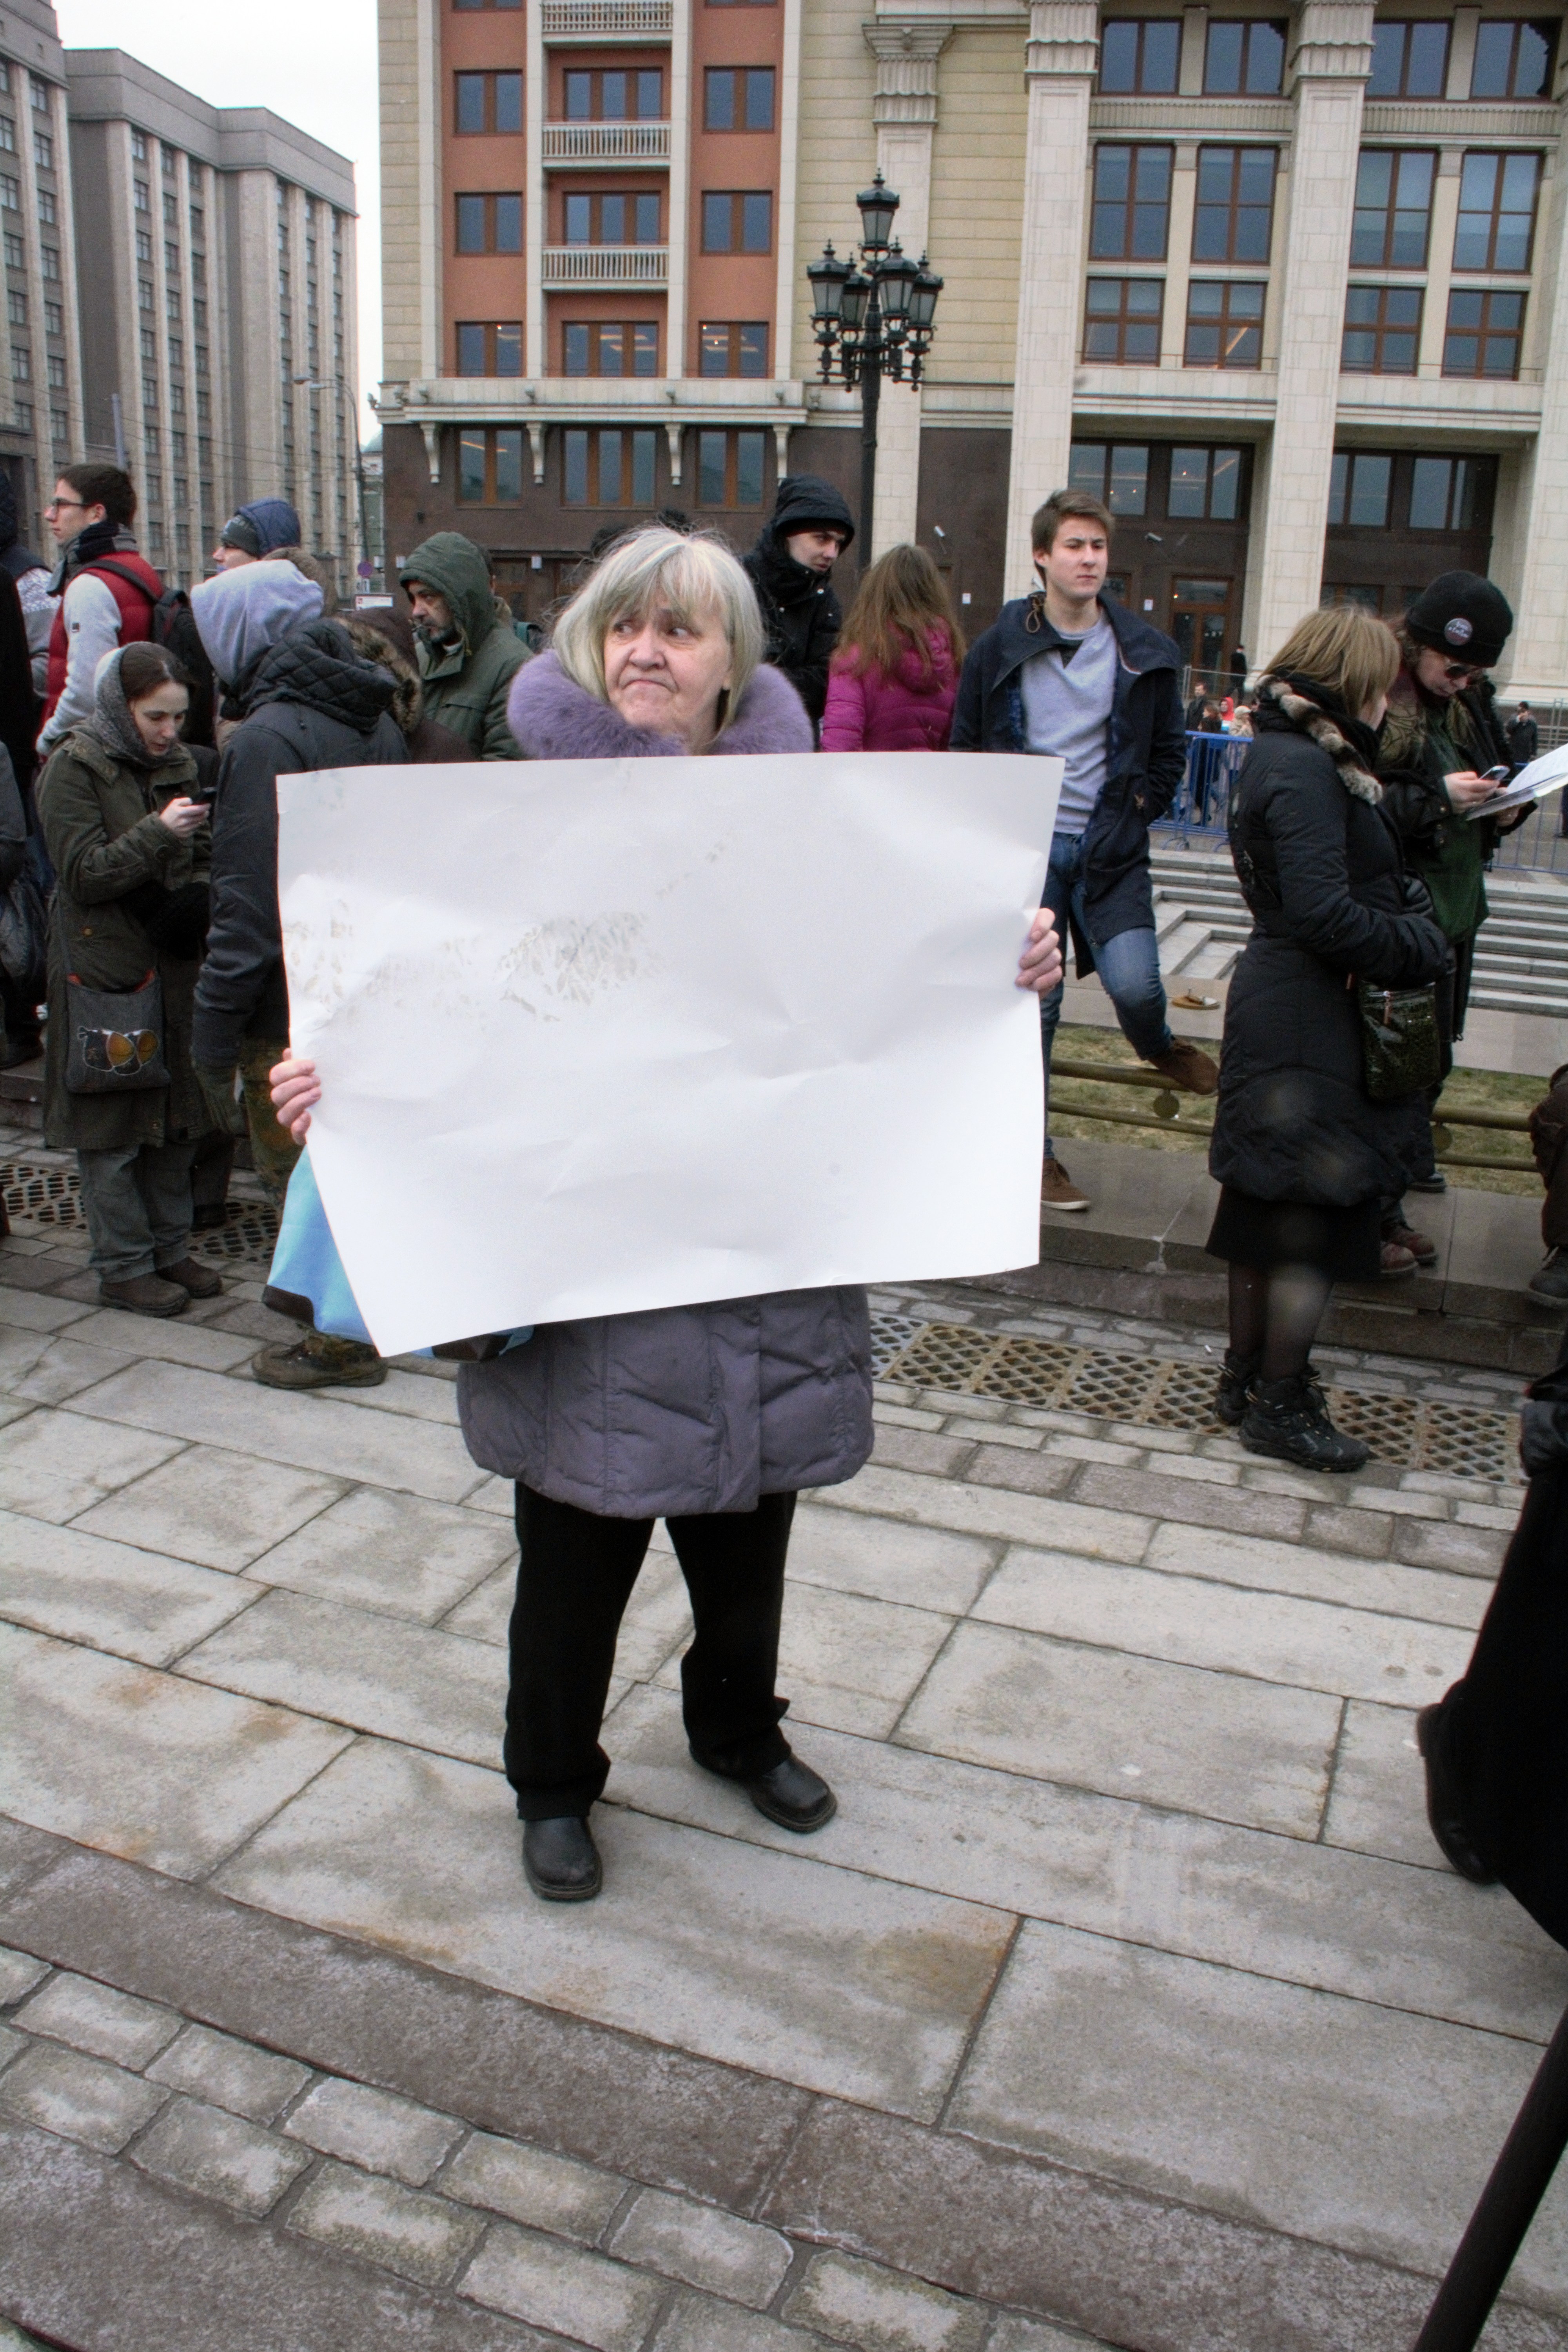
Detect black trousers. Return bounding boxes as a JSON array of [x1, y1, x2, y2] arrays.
[[504, 1484, 796, 1820]]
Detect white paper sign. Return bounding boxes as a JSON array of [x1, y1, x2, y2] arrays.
[[278, 751, 1059, 1358]]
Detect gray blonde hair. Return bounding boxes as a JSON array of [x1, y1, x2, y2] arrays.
[[552, 526, 765, 719]]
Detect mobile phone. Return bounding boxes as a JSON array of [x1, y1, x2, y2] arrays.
[[1481, 764, 1511, 783]]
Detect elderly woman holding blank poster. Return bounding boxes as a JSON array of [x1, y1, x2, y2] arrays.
[[272, 526, 1062, 1903]]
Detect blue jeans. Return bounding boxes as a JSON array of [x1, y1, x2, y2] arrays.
[[1038, 829, 1171, 1158]]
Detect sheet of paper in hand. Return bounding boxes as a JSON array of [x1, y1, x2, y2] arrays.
[[278, 750, 1059, 1357]]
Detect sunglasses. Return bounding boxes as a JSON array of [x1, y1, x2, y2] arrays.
[[1442, 661, 1487, 682]]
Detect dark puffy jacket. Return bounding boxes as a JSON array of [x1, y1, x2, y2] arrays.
[[461, 648, 871, 1519], [192, 621, 407, 1067], [1210, 679, 1450, 1207], [742, 475, 855, 729], [951, 592, 1186, 964]]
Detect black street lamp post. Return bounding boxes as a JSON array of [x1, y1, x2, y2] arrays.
[[806, 172, 942, 561]]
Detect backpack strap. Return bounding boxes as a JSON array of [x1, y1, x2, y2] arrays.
[[81, 557, 160, 608]]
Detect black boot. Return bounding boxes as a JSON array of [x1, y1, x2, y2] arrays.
[[1416, 1699, 1497, 1885], [1240, 1372, 1369, 1473], [1215, 1350, 1259, 1426], [522, 1815, 602, 1901]]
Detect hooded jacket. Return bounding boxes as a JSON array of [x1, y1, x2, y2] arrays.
[[399, 533, 528, 759], [461, 646, 871, 1519], [820, 624, 958, 753], [742, 475, 855, 730], [192, 617, 407, 1067], [1209, 677, 1450, 1208], [951, 591, 1186, 964]]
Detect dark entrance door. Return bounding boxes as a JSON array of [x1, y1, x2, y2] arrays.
[[492, 554, 585, 636], [1169, 575, 1237, 699]]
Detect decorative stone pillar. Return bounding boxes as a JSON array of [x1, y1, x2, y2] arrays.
[[1000, 0, 1098, 597], [1499, 108, 1568, 694], [1246, 1, 1373, 668], [864, 20, 952, 558]]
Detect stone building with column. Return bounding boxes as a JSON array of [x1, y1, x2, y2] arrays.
[[378, 0, 1568, 697]]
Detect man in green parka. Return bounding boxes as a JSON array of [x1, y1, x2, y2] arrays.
[[399, 532, 529, 759]]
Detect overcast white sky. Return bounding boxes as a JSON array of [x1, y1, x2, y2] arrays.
[[55, 1, 382, 436]]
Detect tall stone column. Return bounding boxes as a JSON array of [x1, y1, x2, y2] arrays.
[[1000, 0, 1097, 597], [1247, 0, 1372, 666], [1496, 83, 1568, 693], [864, 22, 951, 558]]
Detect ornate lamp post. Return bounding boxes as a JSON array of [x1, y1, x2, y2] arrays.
[[806, 172, 943, 559]]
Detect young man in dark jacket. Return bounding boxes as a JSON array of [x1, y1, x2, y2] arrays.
[[1506, 700, 1539, 767], [191, 559, 408, 1389], [952, 488, 1216, 1212], [742, 474, 853, 730]]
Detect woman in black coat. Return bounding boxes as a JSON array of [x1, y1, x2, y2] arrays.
[[1207, 604, 1449, 1469]]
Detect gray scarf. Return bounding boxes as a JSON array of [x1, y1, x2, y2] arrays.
[[80, 646, 182, 771]]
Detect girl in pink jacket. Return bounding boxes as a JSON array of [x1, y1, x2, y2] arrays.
[[820, 544, 966, 752]]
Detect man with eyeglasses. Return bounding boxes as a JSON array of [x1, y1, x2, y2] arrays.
[[38, 465, 162, 758], [1376, 571, 1531, 1248]]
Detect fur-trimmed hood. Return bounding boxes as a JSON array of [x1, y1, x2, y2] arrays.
[[1252, 673, 1382, 803], [342, 615, 423, 740], [507, 650, 813, 760]]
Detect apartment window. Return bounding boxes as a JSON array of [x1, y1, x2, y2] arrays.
[[1068, 441, 1149, 515], [145, 425, 160, 456], [1410, 456, 1490, 531], [700, 320, 768, 375], [705, 67, 775, 129], [138, 279, 154, 311], [4, 233, 22, 268], [189, 205, 205, 243], [701, 191, 772, 251], [10, 347, 27, 381], [29, 77, 47, 114], [0, 178, 17, 213], [1342, 284, 1422, 373], [1167, 447, 1243, 520], [51, 408, 66, 446], [1367, 22, 1450, 96], [12, 401, 29, 430], [564, 319, 659, 374], [1350, 150, 1434, 267], [136, 229, 151, 262], [456, 192, 523, 252], [1472, 21, 1555, 97], [163, 191, 177, 227], [1193, 149, 1276, 263], [1090, 145, 1172, 261], [0, 66, 11, 96], [1083, 278, 1163, 362], [169, 383, 184, 415], [457, 425, 526, 502], [696, 427, 766, 507], [36, 189, 54, 226], [563, 425, 659, 505], [6, 290, 22, 327], [1203, 20, 1285, 93], [46, 354, 63, 390], [1327, 450, 1393, 528], [40, 245, 58, 280], [192, 299, 207, 330], [1454, 153, 1541, 272], [44, 298, 62, 338], [140, 328, 157, 361], [165, 241, 180, 275], [167, 289, 182, 323], [564, 191, 661, 243], [0, 119, 14, 154], [1185, 280, 1265, 366], [1098, 19, 1180, 92], [1443, 288, 1525, 377], [33, 131, 50, 170], [456, 320, 523, 374], [563, 69, 663, 118], [195, 345, 209, 376], [456, 71, 523, 134]]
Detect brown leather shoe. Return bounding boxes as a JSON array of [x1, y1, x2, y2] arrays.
[[1146, 1041, 1220, 1095], [1383, 1221, 1437, 1268], [252, 1336, 387, 1390], [1379, 1240, 1418, 1278], [99, 1272, 190, 1318], [1040, 1156, 1091, 1212], [158, 1256, 224, 1299]]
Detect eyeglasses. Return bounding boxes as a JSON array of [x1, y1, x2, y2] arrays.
[[45, 495, 84, 515], [1442, 661, 1487, 682]]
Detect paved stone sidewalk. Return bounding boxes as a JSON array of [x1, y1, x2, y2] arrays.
[[3, 1132, 1568, 2351]]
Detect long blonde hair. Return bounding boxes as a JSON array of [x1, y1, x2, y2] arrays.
[[833, 542, 965, 683], [552, 526, 765, 714], [1262, 604, 1399, 718]]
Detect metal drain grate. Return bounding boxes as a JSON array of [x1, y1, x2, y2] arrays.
[[3, 1158, 279, 1270], [873, 1313, 1521, 1481]]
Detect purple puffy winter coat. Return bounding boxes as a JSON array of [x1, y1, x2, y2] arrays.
[[820, 624, 958, 753], [455, 652, 876, 1518]]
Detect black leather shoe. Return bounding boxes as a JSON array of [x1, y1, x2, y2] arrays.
[[522, 1815, 602, 1901], [1416, 1704, 1497, 1886], [1215, 1350, 1258, 1427], [738, 1754, 837, 1833]]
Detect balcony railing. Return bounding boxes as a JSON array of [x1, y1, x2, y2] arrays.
[[542, 121, 671, 163], [541, 243, 669, 287], [540, 0, 673, 37]]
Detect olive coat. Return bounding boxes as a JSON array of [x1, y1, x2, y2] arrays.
[[37, 729, 213, 1153]]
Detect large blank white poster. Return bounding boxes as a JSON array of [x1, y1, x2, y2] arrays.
[[278, 750, 1058, 1359]]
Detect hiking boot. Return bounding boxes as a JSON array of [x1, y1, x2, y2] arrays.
[[1215, 1349, 1259, 1426], [99, 1271, 190, 1318], [1529, 1247, 1568, 1301], [252, 1333, 387, 1390], [1416, 1701, 1497, 1885], [1240, 1372, 1370, 1472], [1406, 1169, 1448, 1194], [1040, 1156, 1091, 1212], [158, 1255, 224, 1299], [1145, 1041, 1220, 1095], [1379, 1240, 1418, 1279], [1382, 1222, 1437, 1269]]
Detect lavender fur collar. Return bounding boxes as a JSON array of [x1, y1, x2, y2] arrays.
[[507, 650, 812, 760]]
